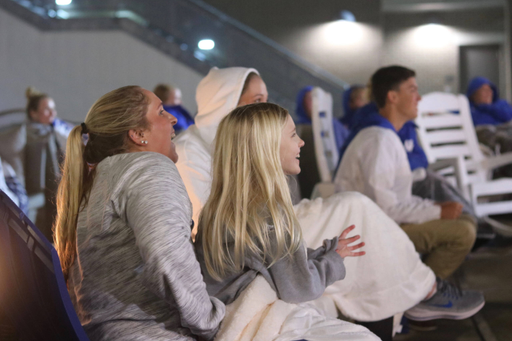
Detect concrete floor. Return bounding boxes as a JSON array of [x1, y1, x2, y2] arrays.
[[395, 234, 512, 341]]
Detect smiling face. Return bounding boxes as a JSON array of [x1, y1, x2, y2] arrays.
[[280, 115, 305, 175], [30, 97, 57, 125], [140, 89, 179, 162], [237, 75, 268, 106]]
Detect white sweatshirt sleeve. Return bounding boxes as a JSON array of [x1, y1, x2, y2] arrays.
[[175, 128, 214, 225], [359, 131, 441, 224]]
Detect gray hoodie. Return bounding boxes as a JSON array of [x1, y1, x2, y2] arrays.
[[194, 227, 346, 305], [68, 152, 225, 341]]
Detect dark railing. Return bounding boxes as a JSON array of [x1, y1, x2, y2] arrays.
[[1, 0, 349, 114]]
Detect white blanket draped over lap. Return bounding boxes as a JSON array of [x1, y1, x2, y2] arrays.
[[295, 191, 435, 322], [215, 276, 380, 341]]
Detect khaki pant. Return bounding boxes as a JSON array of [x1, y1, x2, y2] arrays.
[[401, 214, 476, 279]]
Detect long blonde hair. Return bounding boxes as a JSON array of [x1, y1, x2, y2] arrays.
[[199, 103, 302, 281], [54, 86, 149, 281]]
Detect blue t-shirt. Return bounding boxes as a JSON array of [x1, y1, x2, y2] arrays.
[[397, 121, 429, 171], [164, 105, 194, 133]]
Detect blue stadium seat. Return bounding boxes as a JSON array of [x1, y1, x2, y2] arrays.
[[0, 190, 89, 340]]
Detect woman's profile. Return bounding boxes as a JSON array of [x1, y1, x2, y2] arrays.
[[54, 85, 224, 340]]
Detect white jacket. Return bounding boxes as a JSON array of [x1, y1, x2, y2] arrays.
[[334, 126, 441, 224], [175, 67, 258, 223]]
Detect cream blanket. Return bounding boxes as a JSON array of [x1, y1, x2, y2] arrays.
[[296, 191, 436, 322], [215, 276, 380, 341]]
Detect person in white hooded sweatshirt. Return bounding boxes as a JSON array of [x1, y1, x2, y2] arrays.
[[174, 67, 474, 339]]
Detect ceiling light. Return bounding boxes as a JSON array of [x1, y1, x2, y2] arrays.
[[55, 0, 72, 5], [413, 24, 453, 48], [198, 39, 215, 50], [323, 20, 363, 45]]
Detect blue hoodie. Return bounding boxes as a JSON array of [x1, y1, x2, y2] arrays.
[[164, 104, 195, 133], [340, 85, 364, 129], [466, 77, 512, 126], [337, 103, 428, 172], [295, 86, 349, 151], [337, 102, 394, 169], [397, 121, 429, 171]]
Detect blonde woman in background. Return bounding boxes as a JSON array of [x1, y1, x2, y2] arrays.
[[24, 87, 73, 239], [54, 86, 224, 340]]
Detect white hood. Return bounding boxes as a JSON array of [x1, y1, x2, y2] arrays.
[[195, 67, 259, 145]]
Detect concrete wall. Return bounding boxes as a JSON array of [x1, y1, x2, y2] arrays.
[[202, 0, 506, 98], [201, 0, 384, 88], [382, 9, 505, 96], [0, 8, 203, 122]]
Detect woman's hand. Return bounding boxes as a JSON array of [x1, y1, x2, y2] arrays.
[[336, 225, 365, 258]]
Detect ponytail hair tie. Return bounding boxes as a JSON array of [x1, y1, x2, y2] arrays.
[[81, 122, 89, 134]]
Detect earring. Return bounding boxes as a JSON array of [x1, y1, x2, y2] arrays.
[[141, 140, 148, 145]]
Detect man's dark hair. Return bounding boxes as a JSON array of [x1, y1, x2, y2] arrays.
[[371, 66, 416, 108]]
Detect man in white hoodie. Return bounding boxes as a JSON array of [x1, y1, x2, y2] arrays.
[[174, 67, 483, 336], [334, 66, 477, 280], [334, 65, 484, 320]]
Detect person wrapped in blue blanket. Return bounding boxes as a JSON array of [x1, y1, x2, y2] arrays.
[[467, 77, 512, 127], [466, 77, 512, 176]]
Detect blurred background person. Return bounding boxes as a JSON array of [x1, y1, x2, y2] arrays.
[[24, 87, 73, 239], [296, 85, 350, 151], [466, 77, 512, 177], [340, 84, 369, 130], [154, 83, 194, 134]]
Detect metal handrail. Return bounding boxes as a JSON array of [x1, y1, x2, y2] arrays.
[[0, 108, 25, 116]]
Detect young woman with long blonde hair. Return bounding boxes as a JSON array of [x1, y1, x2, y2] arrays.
[[196, 102, 365, 305], [194, 102, 382, 340], [54, 86, 224, 340]]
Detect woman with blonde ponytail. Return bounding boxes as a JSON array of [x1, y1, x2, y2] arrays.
[[54, 86, 224, 341]]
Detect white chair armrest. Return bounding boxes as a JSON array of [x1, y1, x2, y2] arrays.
[[428, 158, 458, 172], [428, 156, 470, 199], [481, 152, 512, 171]]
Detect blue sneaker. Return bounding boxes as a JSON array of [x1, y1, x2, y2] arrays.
[[405, 279, 485, 321]]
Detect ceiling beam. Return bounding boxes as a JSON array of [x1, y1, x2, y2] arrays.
[[383, 0, 504, 13]]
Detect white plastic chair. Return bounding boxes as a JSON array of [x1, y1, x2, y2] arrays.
[[416, 92, 512, 235], [311, 87, 339, 182], [309, 87, 340, 199]]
